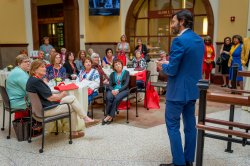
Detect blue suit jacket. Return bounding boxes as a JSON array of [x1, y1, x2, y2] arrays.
[[162, 29, 204, 102]]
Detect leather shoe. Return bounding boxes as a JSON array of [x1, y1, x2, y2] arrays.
[[71, 132, 84, 139], [106, 118, 113, 125], [102, 119, 108, 125], [186, 162, 193, 166]]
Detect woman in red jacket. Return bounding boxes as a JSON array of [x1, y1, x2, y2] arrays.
[[203, 36, 215, 80]]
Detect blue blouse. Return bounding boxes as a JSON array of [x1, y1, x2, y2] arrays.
[[45, 65, 66, 81]]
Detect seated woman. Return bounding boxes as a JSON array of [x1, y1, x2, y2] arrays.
[[75, 50, 86, 71], [76, 57, 100, 104], [102, 59, 130, 125], [44, 53, 66, 83], [132, 50, 146, 89], [26, 60, 96, 138], [63, 51, 79, 80], [6, 54, 31, 119], [102, 48, 115, 68], [91, 53, 109, 86]]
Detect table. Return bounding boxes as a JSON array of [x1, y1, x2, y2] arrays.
[[0, 70, 10, 101], [0, 70, 10, 87], [48, 81, 88, 132]]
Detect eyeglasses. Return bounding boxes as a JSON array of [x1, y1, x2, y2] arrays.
[[22, 60, 31, 63], [114, 63, 122, 67]]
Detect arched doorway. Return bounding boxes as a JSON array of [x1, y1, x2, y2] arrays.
[[125, 0, 214, 53], [31, 0, 80, 54]]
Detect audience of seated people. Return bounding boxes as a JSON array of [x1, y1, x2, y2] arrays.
[[44, 53, 66, 83], [63, 51, 79, 80], [102, 48, 115, 68], [6, 54, 31, 119], [26, 60, 96, 139], [76, 57, 100, 105], [102, 59, 130, 125], [91, 53, 109, 86], [75, 50, 86, 71]]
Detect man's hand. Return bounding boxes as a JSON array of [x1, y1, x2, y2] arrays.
[[156, 61, 169, 70]]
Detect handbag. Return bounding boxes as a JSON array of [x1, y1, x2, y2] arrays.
[[211, 61, 216, 68], [221, 53, 230, 61], [144, 82, 160, 109], [12, 117, 30, 141], [216, 56, 222, 65], [54, 82, 79, 91]]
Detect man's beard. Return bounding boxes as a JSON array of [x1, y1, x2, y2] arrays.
[[171, 23, 181, 35]]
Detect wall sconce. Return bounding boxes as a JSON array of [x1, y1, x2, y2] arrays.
[[203, 17, 208, 35], [230, 16, 235, 22]]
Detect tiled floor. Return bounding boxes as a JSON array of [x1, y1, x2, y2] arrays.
[[0, 84, 249, 166]]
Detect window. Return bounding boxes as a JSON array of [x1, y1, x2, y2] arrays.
[[128, 0, 211, 53]]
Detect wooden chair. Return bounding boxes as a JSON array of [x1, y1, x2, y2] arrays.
[[0, 85, 30, 139], [27, 92, 73, 153]]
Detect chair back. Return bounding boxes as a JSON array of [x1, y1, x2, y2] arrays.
[[129, 75, 137, 93], [27, 92, 43, 118], [0, 86, 11, 111]]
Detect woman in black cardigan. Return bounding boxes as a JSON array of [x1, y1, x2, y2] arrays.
[[102, 59, 130, 125], [135, 38, 149, 62], [63, 51, 79, 80]]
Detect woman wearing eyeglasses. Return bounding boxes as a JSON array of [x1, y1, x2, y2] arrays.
[[102, 59, 130, 125], [6, 54, 31, 119]]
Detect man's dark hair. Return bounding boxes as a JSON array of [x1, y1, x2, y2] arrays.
[[173, 10, 193, 29]]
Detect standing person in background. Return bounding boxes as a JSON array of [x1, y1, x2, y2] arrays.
[[220, 37, 232, 87], [40, 37, 54, 61], [202, 36, 215, 80], [228, 35, 244, 89], [241, 37, 250, 112], [157, 10, 204, 166], [75, 50, 86, 71], [116, 34, 130, 65], [135, 38, 149, 62], [6, 54, 31, 119]]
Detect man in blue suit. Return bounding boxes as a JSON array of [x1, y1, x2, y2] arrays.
[[157, 10, 204, 166]]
